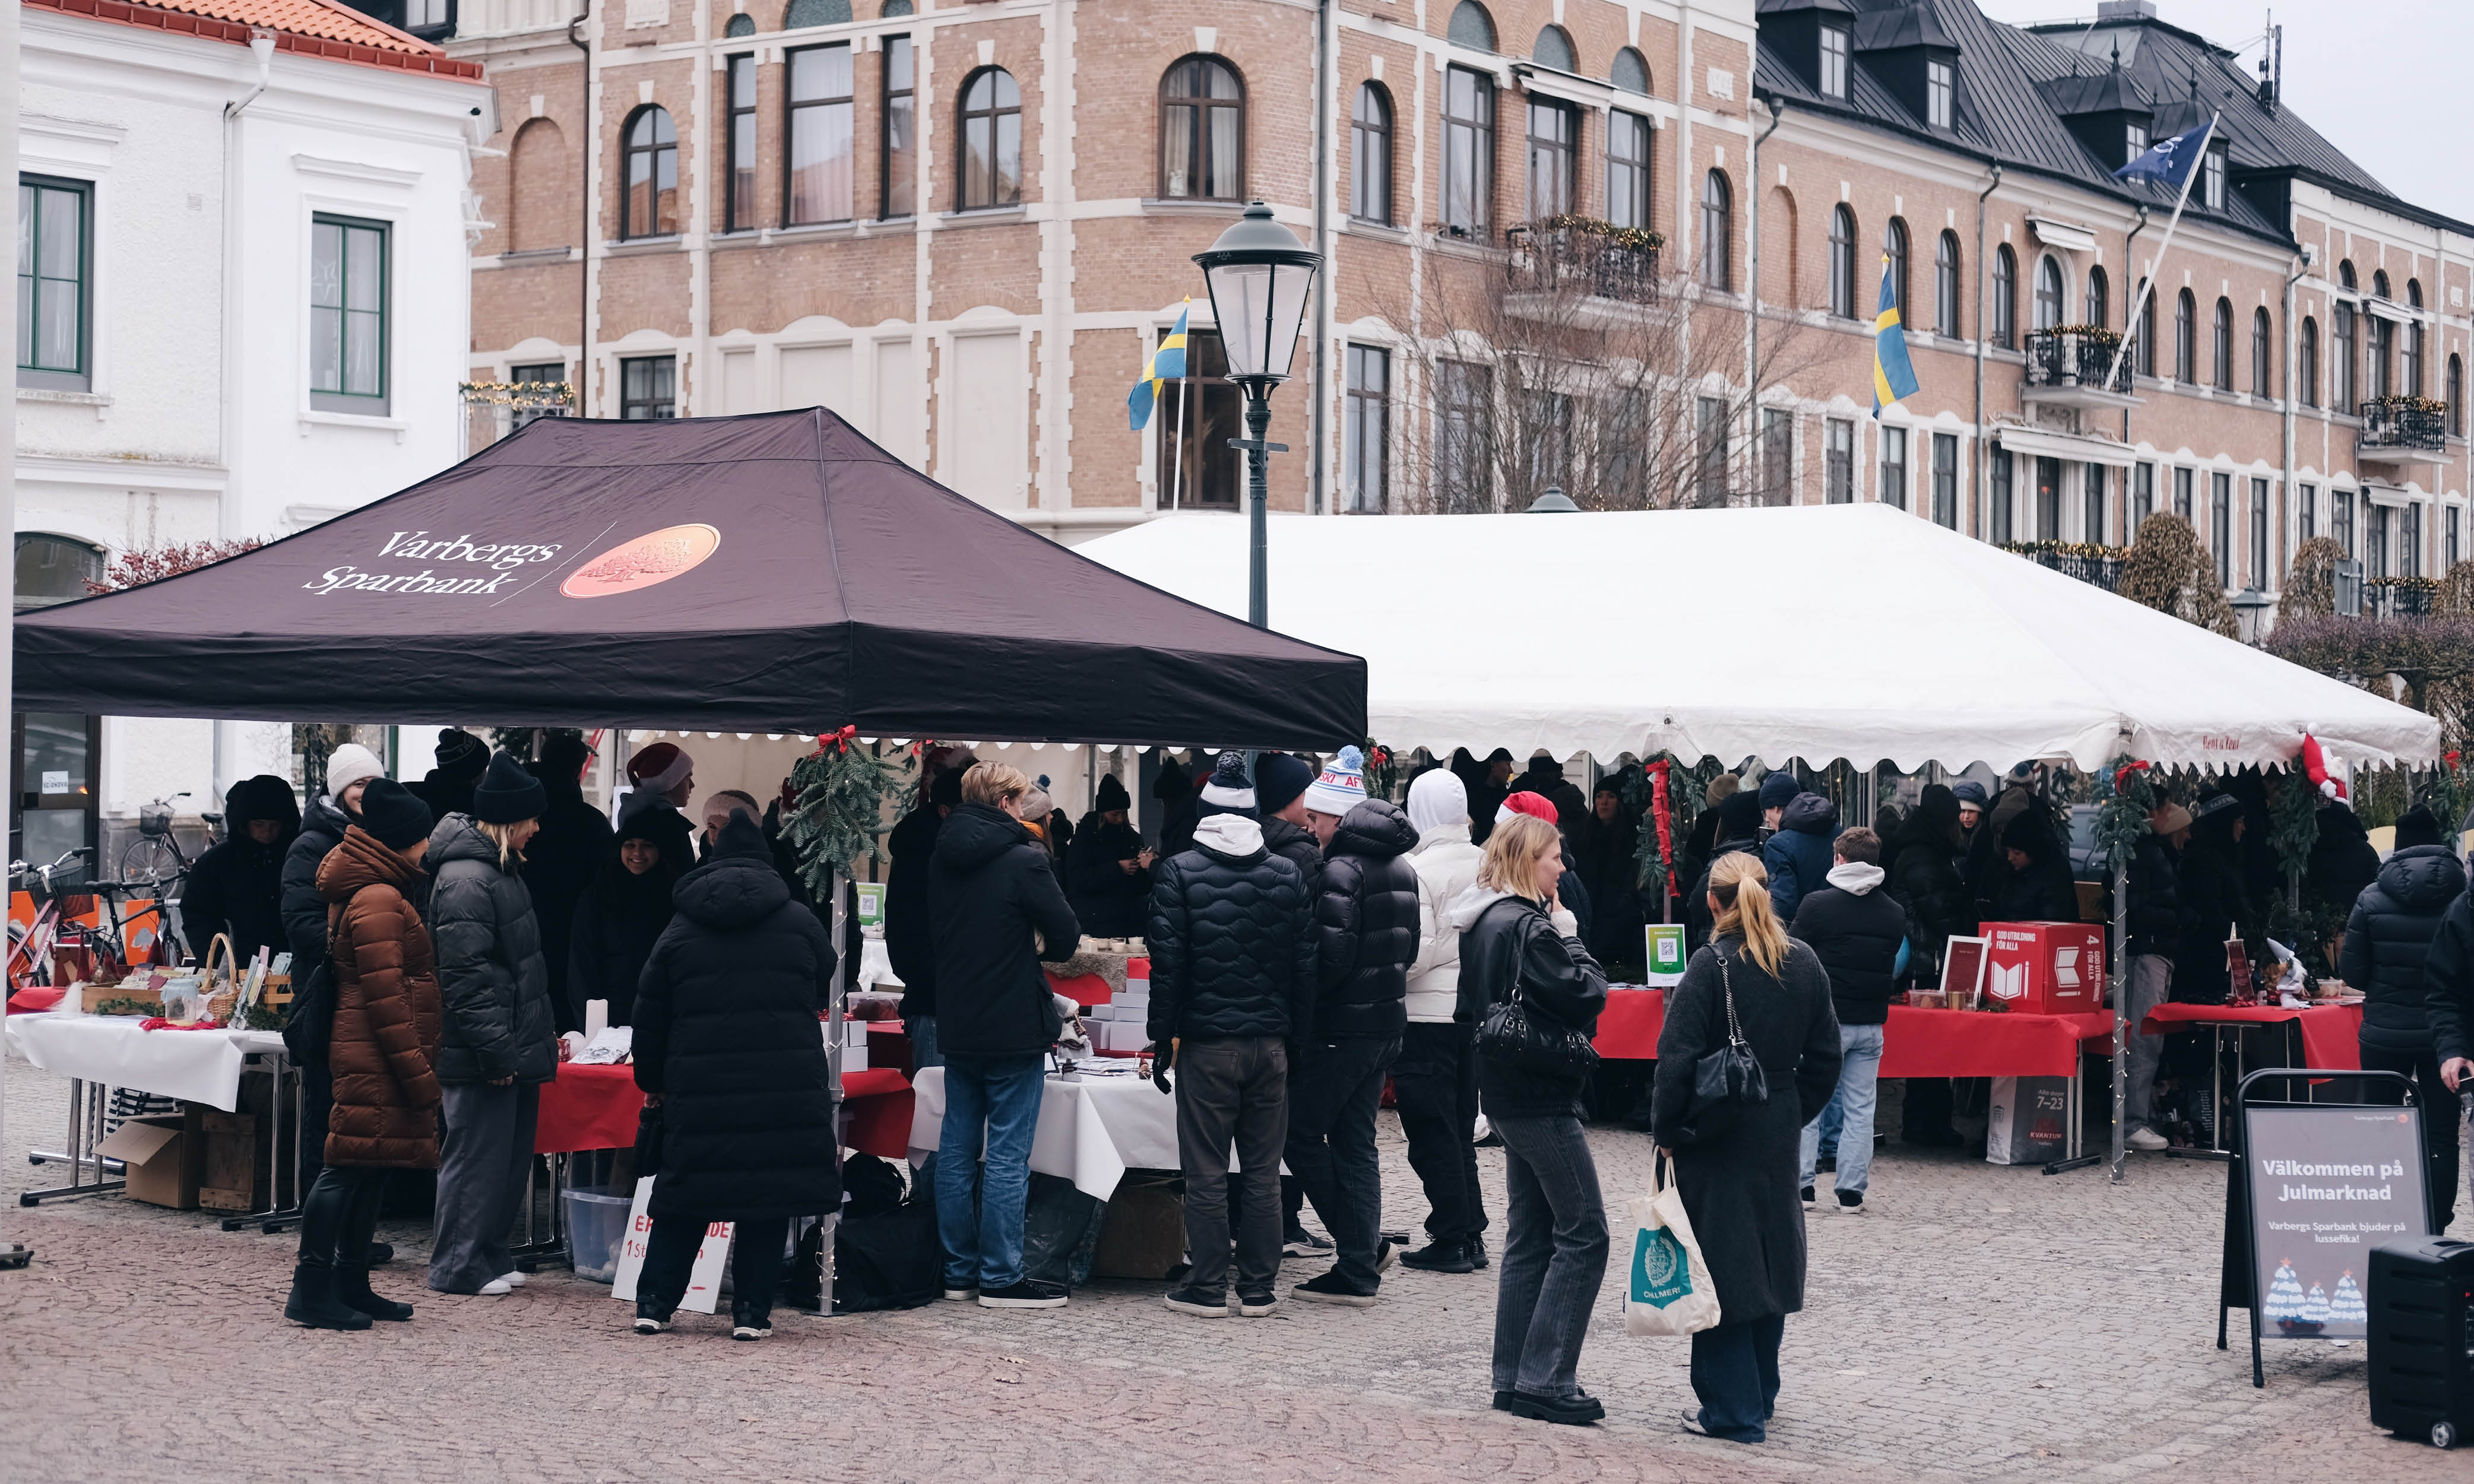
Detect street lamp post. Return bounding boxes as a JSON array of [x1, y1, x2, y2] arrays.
[[1194, 201, 1323, 629]]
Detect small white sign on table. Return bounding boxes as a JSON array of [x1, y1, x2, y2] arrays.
[[609, 1175, 733, 1314]]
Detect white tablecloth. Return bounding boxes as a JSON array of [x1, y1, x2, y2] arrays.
[[909, 1065, 1204, 1202], [3, 1012, 286, 1111]]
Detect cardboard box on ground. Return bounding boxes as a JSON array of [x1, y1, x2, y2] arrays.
[[91, 1069, 290, 1212]]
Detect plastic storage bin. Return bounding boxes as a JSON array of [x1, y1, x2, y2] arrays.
[[565, 1185, 632, 1283]]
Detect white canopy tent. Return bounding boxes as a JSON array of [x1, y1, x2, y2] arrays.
[[1079, 504, 2441, 775]]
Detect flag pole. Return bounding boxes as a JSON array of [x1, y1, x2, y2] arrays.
[[2106, 113, 2218, 390], [1168, 369, 1187, 513]]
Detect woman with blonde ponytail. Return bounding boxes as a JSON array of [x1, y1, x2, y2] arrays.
[[1651, 851, 1842, 1445]]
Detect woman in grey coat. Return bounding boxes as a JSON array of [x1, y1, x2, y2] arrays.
[[426, 753, 560, 1297], [1652, 852, 1841, 1444]]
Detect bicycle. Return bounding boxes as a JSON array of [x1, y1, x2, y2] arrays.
[[7, 848, 185, 992], [118, 794, 222, 889]]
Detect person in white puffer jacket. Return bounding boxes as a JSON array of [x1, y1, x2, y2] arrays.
[[1393, 768, 1491, 1273]]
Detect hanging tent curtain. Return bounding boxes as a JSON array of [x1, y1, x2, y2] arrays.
[[12, 410, 1366, 750]]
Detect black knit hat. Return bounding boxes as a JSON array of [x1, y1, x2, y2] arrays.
[[929, 768, 965, 808], [1095, 773, 1132, 812], [2394, 804, 2444, 851], [358, 777, 434, 851], [614, 790, 692, 852], [1717, 790, 1763, 838], [434, 728, 487, 778], [1255, 752, 1315, 815], [472, 751, 547, 824]]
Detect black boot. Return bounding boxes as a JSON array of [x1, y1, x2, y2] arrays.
[[335, 1262, 414, 1321], [283, 1263, 372, 1331]]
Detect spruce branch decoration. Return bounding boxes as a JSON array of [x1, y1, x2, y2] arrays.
[[784, 728, 912, 893], [2092, 754, 2158, 877]]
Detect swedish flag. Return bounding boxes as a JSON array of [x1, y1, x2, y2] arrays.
[[1128, 302, 1190, 430], [1871, 255, 1919, 418]]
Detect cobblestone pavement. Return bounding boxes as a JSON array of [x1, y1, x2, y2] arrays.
[[1, 1048, 2465, 1483]]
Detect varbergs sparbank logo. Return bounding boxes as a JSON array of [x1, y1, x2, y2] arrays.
[[303, 530, 569, 598], [560, 524, 721, 598]]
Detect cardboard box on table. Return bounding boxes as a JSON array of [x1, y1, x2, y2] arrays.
[[1979, 922, 2105, 1016]]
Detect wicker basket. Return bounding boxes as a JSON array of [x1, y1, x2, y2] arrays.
[[202, 933, 236, 1025]]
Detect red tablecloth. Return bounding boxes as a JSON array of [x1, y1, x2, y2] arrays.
[[1594, 988, 2114, 1078], [532, 1060, 918, 1157], [1047, 972, 1113, 1006], [2139, 1001, 2363, 1071]]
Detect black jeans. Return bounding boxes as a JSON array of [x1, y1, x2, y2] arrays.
[[296, 1164, 389, 1270], [2361, 1041, 2461, 1233], [1393, 1021, 1485, 1243], [1282, 1034, 1401, 1291], [1173, 1036, 1290, 1298], [296, 1059, 332, 1202], [1490, 1113, 1608, 1399], [638, 1214, 792, 1324], [1690, 1312, 1786, 1442]]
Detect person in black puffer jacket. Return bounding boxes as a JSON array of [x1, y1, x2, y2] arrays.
[[1887, 784, 1972, 1146], [182, 774, 302, 965], [1788, 827, 1903, 1212], [2341, 807, 2464, 1232], [566, 791, 694, 1028], [519, 734, 613, 1038], [277, 744, 388, 1216], [1286, 782, 1420, 1307], [426, 754, 560, 1298], [1454, 811, 1610, 1424], [1067, 773, 1153, 937], [2122, 804, 2190, 1151], [1146, 759, 1315, 1315], [1253, 752, 1323, 892], [629, 813, 840, 1338], [885, 765, 964, 1070], [2174, 800, 2251, 1005]]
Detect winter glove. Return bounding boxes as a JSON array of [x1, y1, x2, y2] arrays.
[[1151, 1038, 1177, 1095]]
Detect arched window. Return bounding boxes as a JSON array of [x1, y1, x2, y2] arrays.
[[2033, 254, 2063, 332], [14, 533, 103, 611], [2212, 297, 2234, 391], [1611, 46, 1651, 95], [2450, 354, 2465, 436], [1532, 24, 1575, 71], [783, 0, 848, 27], [958, 67, 1021, 210], [1160, 56, 1243, 201], [2373, 268, 2391, 300], [508, 118, 568, 252], [1990, 244, 2016, 347], [1700, 169, 1731, 290], [2339, 259, 2358, 293], [2333, 302, 2356, 409], [1828, 205, 1856, 318], [2410, 278, 2425, 309], [1350, 82, 1391, 224], [2136, 280, 2156, 375], [2085, 265, 2108, 328], [2299, 315, 2319, 406], [1448, 1, 1494, 50], [619, 104, 677, 239], [1884, 217, 1910, 321], [1934, 230, 1960, 337], [724, 12, 755, 36], [2174, 288, 2196, 382], [2251, 306, 2273, 398]]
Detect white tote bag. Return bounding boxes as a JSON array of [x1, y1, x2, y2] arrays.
[[1620, 1153, 1722, 1338]]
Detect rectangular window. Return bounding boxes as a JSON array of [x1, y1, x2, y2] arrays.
[[1819, 27, 1849, 99], [1926, 60, 1953, 129], [2173, 465, 2194, 522], [1761, 409, 1794, 506], [2133, 462, 2155, 535], [2367, 502, 2391, 579], [2402, 501, 2423, 580], [2203, 148, 2226, 210], [18, 175, 90, 390], [2035, 456, 2062, 540], [786, 43, 856, 226], [309, 214, 388, 414], [620, 354, 676, 421], [2251, 477, 2270, 588], [2125, 123, 2150, 167], [1437, 359, 1493, 512], [2334, 489, 2355, 557], [1344, 345, 1388, 514], [1990, 447, 2015, 542], [882, 36, 916, 219], [1606, 112, 1651, 232], [2084, 462, 2106, 544], [1931, 432, 1958, 527], [1443, 67, 1493, 235], [508, 360, 568, 430], [1158, 327, 1241, 510], [1697, 396, 1729, 505], [1877, 426, 1908, 510], [726, 56, 758, 232], [2210, 471, 2232, 587], [1526, 100, 1574, 220], [2298, 483, 2315, 544], [2450, 506, 2462, 570], [1825, 417, 1855, 505]]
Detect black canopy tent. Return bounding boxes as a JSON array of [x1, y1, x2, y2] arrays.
[[13, 408, 1366, 749]]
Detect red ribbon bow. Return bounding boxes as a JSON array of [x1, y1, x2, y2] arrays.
[[2114, 760, 2151, 791], [1644, 759, 1677, 896], [2449, 750, 2463, 770], [816, 725, 859, 753]]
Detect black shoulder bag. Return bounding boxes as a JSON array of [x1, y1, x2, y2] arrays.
[[1672, 948, 1770, 1144], [1475, 908, 1600, 1079]]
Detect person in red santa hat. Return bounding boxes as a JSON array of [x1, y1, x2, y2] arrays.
[[626, 741, 696, 811]]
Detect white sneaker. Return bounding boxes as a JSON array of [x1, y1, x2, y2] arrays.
[[477, 1279, 512, 1296], [496, 1271, 527, 1288], [2126, 1126, 2169, 1153]]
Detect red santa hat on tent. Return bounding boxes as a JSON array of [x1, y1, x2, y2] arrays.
[[2299, 734, 2346, 802]]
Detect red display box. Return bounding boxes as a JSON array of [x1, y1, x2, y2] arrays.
[[1979, 921, 2105, 1016]]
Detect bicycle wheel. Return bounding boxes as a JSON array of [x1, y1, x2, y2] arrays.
[[119, 835, 185, 890]]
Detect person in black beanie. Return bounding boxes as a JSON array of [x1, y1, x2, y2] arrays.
[[1069, 773, 1154, 937], [1253, 752, 1323, 890], [522, 734, 613, 1038], [568, 791, 695, 1028], [413, 728, 490, 822], [1684, 791, 1765, 953]]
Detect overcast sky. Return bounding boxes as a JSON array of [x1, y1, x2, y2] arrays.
[[1974, 1, 2474, 223]]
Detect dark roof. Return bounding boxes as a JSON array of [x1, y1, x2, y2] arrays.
[[1755, 0, 2464, 246], [1854, 4, 1956, 52]]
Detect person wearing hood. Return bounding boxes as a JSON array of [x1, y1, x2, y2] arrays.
[[284, 779, 441, 1331], [1456, 812, 1610, 1425], [928, 761, 1082, 1309], [426, 753, 560, 1298], [568, 791, 695, 1029], [2305, 799, 2381, 953], [279, 744, 388, 1215], [628, 813, 840, 1339], [1887, 784, 1972, 1147], [2342, 805, 2464, 1232], [1951, 781, 1990, 848], [886, 764, 965, 1071], [1068, 772, 1155, 937], [412, 728, 490, 822], [1685, 791, 1765, 954], [2174, 797, 2251, 1004], [1287, 749, 1420, 1307], [1762, 787, 1839, 922], [1968, 765, 2041, 917], [519, 734, 613, 1038], [1153, 758, 1200, 861], [2122, 803, 2191, 1152], [1392, 768, 1490, 1274], [181, 773, 302, 964], [1678, 773, 1741, 905], [1146, 755, 1316, 1318], [1990, 808, 2078, 924], [1574, 777, 1645, 977], [1789, 828, 1903, 1214], [1513, 754, 1589, 833]]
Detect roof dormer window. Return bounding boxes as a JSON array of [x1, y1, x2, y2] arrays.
[[2202, 146, 2225, 210], [1926, 58, 1953, 128], [1820, 25, 1850, 99], [2125, 122, 2149, 167]]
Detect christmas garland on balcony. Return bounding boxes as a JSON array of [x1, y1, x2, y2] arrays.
[[2039, 323, 2123, 345], [1529, 213, 1667, 252], [2367, 575, 2443, 592], [457, 380, 575, 408], [1999, 540, 2128, 561], [2363, 394, 2448, 415]]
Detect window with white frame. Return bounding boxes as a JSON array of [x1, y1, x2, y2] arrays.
[[310, 214, 388, 414]]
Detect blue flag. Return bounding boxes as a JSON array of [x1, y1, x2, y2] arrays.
[[1127, 302, 1190, 430], [1871, 255, 1918, 418], [2114, 120, 2214, 194]]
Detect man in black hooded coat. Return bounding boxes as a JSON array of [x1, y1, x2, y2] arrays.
[[1684, 791, 1765, 955], [2174, 801, 2251, 1004], [1989, 810, 2079, 924], [1068, 773, 1153, 937], [182, 775, 301, 963], [521, 734, 613, 1037], [567, 792, 695, 1028], [1513, 755, 1589, 833], [2305, 800, 2381, 932], [885, 766, 964, 1068], [411, 727, 489, 822]]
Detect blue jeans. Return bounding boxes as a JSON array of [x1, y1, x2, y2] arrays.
[[1799, 1022, 1885, 1196], [1489, 1114, 1609, 1399], [934, 1053, 1047, 1290], [909, 1013, 942, 1071]]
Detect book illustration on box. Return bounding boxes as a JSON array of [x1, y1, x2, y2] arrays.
[[2329, 1271, 2367, 1327], [2264, 1260, 2320, 1335]]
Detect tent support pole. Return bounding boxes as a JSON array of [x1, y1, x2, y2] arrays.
[[2110, 854, 2129, 1184], [821, 863, 845, 1315]]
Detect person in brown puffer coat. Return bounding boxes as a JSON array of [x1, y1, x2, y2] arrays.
[[284, 780, 441, 1333]]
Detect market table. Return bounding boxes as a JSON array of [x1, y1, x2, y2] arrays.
[[908, 1062, 1202, 1202], [534, 1060, 916, 1160], [2137, 1001, 2366, 1155]]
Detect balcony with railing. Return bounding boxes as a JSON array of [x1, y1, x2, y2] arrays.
[[2001, 541, 2123, 593], [2020, 327, 2137, 408], [2361, 576, 2437, 619], [1436, 217, 1662, 327], [2358, 397, 2450, 465]]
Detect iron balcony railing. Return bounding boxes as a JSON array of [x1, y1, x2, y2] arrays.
[[2022, 329, 2134, 395], [2358, 398, 2448, 454], [2001, 543, 2123, 593], [2361, 578, 2436, 619], [1500, 223, 1661, 306]]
